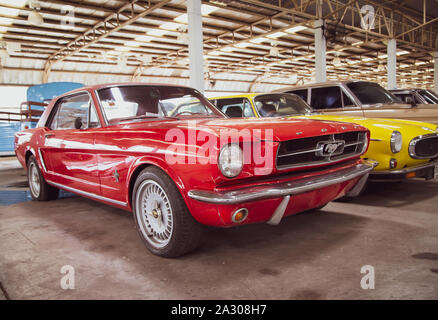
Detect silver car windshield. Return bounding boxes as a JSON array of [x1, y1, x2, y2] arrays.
[[254, 93, 314, 117]]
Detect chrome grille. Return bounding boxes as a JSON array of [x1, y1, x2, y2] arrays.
[[276, 131, 367, 170], [409, 133, 438, 159]]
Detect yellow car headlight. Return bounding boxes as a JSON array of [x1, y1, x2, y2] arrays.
[[390, 131, 402, 153]]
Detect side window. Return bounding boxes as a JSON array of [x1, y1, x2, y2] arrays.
[[395, 94, 410, 103], [310, 87, 343, 110], [342, 91, 354, 107], [215, 98, 252, 118], [49, 94, 90, 130], [288, 89, 308, 102]]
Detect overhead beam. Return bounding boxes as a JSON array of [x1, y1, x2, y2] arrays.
[[42, 0, 172, 82]]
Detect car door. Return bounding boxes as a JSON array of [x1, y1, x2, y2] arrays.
[[309, 86, 365, 117], [41, 92, 101, 195]]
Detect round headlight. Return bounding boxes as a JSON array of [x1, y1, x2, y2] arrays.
[[390, 131, 402, 153], [218, 144, 243, 178]]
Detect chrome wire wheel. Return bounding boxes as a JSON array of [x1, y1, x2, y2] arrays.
[[29, 162, 41, 198], [135, 180, 173, 249]]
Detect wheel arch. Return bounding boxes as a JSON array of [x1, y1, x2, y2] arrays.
[[126, 157, 187, 209]]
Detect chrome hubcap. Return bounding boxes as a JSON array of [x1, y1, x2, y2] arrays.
[[29, 163, 40, 198], [135, 180, 173, 248]]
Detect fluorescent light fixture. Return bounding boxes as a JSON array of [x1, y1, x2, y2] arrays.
[[160, 22, 183, 30], [396, 50, 409, 56], [116, 46, 130, 52], [209, 50, 223, 56], [201, 4, 218, 15], [175, 14, 188, 23], [250, 37, 268, 44], [147, 29, 167, 37], [0, 17, 13, 25], [135, 35, 153, 42], [415, 61, 427, 65], [0, 7, 21, 16], [362, 57, 373, 62], [351, 40, 364, 46], [174, 4, 218, 23], [221, 46, 234, 52], [267, 31, 286, 39], [125, 41, 140, 48], [285, 25, 307, 33], [234, 42, 249, 48]]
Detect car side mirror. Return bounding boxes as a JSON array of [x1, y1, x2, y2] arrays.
[[74, 117, 83, 129]]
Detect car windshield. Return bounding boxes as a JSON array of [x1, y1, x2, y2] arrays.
[[418, 90, 438, 104], [253, 93, 314, 117], [97, 85, 224, 125], [347, 82, 401, 105]]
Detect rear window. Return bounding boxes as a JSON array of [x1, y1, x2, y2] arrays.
[[418, 90, 438, 104], [347, 82, 400, 105]]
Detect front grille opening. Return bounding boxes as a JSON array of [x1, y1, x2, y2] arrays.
[[414, 137, 438, 158], [277, 131, 366, 170]]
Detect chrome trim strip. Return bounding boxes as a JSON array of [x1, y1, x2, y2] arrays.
[[370, 139, 382, 142], [344, 141, 364, 147], [408, 133, 438, 159], [370, 159, 438, 175], [277, 147, 322, 158], [46, 180, 128, 207], [267, 195, 290, 226], [188, 160, 376, 205], [38, 148, 47, 173]]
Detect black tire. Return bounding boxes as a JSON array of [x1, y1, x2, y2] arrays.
[[132, 166, 202, 258], [27, 155, 59, 201]]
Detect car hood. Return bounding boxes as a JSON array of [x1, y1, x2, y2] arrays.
[[293, 114, 437, 140], [121, 117, 366, 142]]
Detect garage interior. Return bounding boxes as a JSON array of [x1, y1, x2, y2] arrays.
[[1, 0, 438, 300]]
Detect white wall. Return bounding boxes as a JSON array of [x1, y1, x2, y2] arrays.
[[0, 86, 27, 113]]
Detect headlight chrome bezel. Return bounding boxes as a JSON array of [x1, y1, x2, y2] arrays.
[[390, 131, 402, 154], [218, 144, 244, 178]]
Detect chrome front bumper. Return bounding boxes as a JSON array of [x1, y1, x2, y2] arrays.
[[369, 159, 438, 180], [188, 160, 377, 206]]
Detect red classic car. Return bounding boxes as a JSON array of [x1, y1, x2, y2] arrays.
[[15, 83, 374, 257]]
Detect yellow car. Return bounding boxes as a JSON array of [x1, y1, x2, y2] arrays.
[[210, 93, 438, 181]]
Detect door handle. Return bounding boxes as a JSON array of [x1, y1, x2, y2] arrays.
[[45, 133, 55, 138]]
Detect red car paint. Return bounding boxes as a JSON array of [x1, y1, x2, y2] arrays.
[[15, 83, 370, 227]]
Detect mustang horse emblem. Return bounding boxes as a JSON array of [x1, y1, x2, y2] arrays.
[[317, 141, 345, 157]]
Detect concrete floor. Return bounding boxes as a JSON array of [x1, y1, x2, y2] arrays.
[[0, 161, 437, 300]]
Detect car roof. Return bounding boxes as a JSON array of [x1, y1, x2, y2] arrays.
[[272, 80, 372, 92], [55, 82, 193, 99]]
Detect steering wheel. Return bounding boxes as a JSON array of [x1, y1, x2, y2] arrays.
[[172, 111, 200, 117]]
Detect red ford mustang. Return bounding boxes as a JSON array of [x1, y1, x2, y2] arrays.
[[15, 83, 374, 257]]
